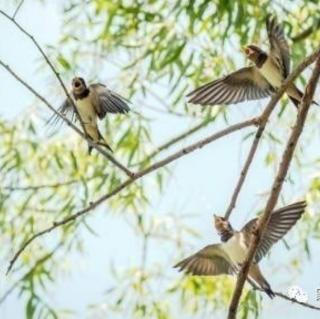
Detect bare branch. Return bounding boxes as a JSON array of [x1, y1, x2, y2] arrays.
[[254, 287, 320, 311], [224, 47, 320, 219], [292, 19, 320, 43], [227, 55, 320, 319], [0, 9, 134, 178], [135, 114, 217, 166], [0, 242, 62, 304], [2, 173, 107, 192], [6, 117, 256, 274], [12, 0, 24, 19], [0, 60, 134, 178]]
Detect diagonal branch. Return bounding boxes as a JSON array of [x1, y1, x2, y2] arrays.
[[135, 114, 217, 166], [12, 0, 24, 19], [2, 173, 106, 191], [0, 60, 134, 178], [6, 117, 256, 274], [224, 47, 320, 219], [292, 19, 320, 43], [227, 54, 320, 319], [0, 242, 62, 304], [6, 47, 320, 276], [250, 286, 320, 311], [0, 9, 134, 178]]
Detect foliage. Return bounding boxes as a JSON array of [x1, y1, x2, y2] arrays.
[[1, 1, 320, 319]]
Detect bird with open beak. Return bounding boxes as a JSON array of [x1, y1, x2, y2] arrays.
[[51, 77, 130, 154], [187, 15, 316, 108], [174, 201, 306, 298]]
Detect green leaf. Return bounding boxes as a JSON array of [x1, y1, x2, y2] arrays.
[[57, 55, 71, 70]]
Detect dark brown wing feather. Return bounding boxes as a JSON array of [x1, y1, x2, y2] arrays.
[[241, 201, 306, 263], [47, 98, 75, 126], [174, 244, 234, 276], [187, 66, 273, 106], [90, 83, 130, 119], [266, 15, 290, 78]]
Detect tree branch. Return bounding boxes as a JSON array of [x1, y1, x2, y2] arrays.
[[12, 0, 24, 19], [6, 117, 256, 274], [135, 114, 217, 166], [227, 55, 320, 319], [0, 9, 134, 178], [224, 47, 320, 219], [2, 173, 107, 192], [292, 19, 320, 43], [254, 287, 320, 311], [0, 242, 62, 304], [0, 60, 134, 178]]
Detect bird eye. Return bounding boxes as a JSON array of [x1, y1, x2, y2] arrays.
[[74, 81, 81, 88]]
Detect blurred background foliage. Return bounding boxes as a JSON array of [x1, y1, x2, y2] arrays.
[[1, 0, 320, 318]]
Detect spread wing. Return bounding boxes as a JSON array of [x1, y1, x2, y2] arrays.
[[241, 201, 306, 263], [47, 97, 76, 127], [187, 66, 273, 106], [90, 83, 130, 119], [48, 84, 130, 126], [266, 15, 291, 78], [174, 244, 234, 276]]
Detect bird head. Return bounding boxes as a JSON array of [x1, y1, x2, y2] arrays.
[[244, 44, 265, 64], [213, 214, 232, 233], [72, 77, 87, 94]]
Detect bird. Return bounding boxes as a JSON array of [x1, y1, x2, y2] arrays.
[[187, 15, 313, 108], [50, 77, 130, 154], [174, 201, 307, 298]]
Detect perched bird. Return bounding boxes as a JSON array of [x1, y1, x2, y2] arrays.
[[174, 201, 306, 298], [51, 77, 130, 154], [187, 16, 312, 108]]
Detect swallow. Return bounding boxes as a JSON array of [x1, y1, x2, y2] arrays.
[[174, 201, 306, 298], [187, 16, 314, 108], [50, 77, 130, 154]]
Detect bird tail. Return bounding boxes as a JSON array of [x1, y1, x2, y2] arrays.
[[97, 130, 113, 153], [260, 278, 275, 299], [88, 141, 113, 155], [249, 264, 275, 299], [289, 87, 318, 108], [87, 129, 113, 155], [289, 96, 301, 108]]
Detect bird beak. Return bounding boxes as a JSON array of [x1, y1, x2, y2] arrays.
[[242, 47, 249, 55]]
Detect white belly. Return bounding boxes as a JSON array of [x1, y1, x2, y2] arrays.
[[259, 58, 283, 88], [223, 233, 248, 264], [76, 95, 97, 124]]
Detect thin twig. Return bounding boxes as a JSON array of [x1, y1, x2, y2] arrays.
[[135, 114, 217, 166], [0, 10, 83, 130], [2, 173, 106, 191], [292, 19, 320, 43], [227, 55, 320, 319], [0, 242, 62, 304], [0, 60, 134, 178], [0, 9, 134, 178], [6, 117, 256, 274], [253, 287, 320, 311], [12, 0, 24, 20], [224, 47, 320, 219]]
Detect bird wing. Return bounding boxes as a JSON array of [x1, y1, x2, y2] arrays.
[[90, 83, 130, 119], [174, 244, 234, 276], [187, 66, 273, 106], [47, 96, 76, 127], [241, 201, 306, 263], [266, 15, 291, 78]]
